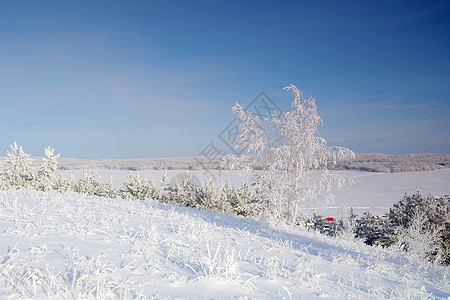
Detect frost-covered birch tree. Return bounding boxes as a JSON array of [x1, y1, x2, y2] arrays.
[[226, 85, 354, 224]]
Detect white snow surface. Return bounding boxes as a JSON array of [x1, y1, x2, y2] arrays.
[[1, 187, 449, 299]]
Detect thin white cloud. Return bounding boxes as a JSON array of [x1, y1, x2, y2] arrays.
[[381, 103, 434, 111]]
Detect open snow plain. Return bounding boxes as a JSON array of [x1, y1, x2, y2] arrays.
[[0, 168, 449, 298]]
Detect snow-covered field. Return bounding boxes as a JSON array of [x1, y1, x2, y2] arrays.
[[1, 169, 449, 299]]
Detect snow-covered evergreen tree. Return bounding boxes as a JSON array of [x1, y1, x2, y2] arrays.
[[37, 146, 60, 191], [119, 172, 152, 200], [338, 208, 358, 240], [0, 142, 37, 189], [234, 182, 261, 217], [354, 211, 375, 243], [75, 171, 116, 198], [388, 191, 442, 228], [354, 211, 392, 246], [194, 173, 218, 210], [169, 173, 198, 207], [159, 170, 171, 202], [53, 174, 77, 192], [306, 213, 341, 236], [148, 178, 164, 202], [226, 85, 354, 224], [217, 179, 236, 213]]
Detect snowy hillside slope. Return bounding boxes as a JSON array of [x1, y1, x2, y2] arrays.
[[0, 189, 448, 299]]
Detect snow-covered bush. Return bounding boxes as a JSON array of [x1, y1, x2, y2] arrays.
[[234, 182, 261, 217], [119, 172, 162, 201], [354, 211, 392, 247], [337, 208, 358, 241], [75, 171, 117, 198], [306, 214, 343, 237], [194, 173, 219, 210], [226, 85, 354, 224], [53, 174, 77, 192], [388, 191, 447, 228], [168, 173, 199, 207], [303, 193, 449, 265], [158, 172, 258, 216], [0, 143, 61, 191], [37, 147, 60, 191], [159, 170, 171, 203], [393, 209, 445, 263], [0, 142, 37, 189], [154, 172, 259, 216], [217, 180, 236, 213], [144, 178, 163, 202], [387, 191, 449, 264]]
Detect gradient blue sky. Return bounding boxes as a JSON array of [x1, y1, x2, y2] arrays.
[[1, 0, 449, 158]]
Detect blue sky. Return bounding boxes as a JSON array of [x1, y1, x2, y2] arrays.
[[1, 0, 449, 158]]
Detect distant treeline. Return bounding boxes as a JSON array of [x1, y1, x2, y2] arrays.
[[331, 153, 450, 173], [18, 153, 450, 173]]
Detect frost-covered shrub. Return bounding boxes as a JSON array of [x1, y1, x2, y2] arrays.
[[37, 147, 60, 191], [75, 171, 117, 198], [387, 191, 449, 264], [334, 193, 450, 265], [354, 211, 392, 247], [157, 172, 260, 216], [158, 170, 171, 203], [393, 209, 445, 263], [306, 214, 343, 237], [338, 208, 358, 240], [234, 182, 261, 217], [194, 173, 219, 210], [168, 173, 198, 207], [119, 172, 162, 201], [53, 175, 77, 192], [388, 191, 447, 228], [0, 143, 61, 192], [0, 142, 37, 189], [145, 179, 163, 201], [217, 180, 236, 213]]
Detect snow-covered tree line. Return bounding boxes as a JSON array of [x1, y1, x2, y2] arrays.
[[331, 153, 450, 173], [0, 142, 262, 217]]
